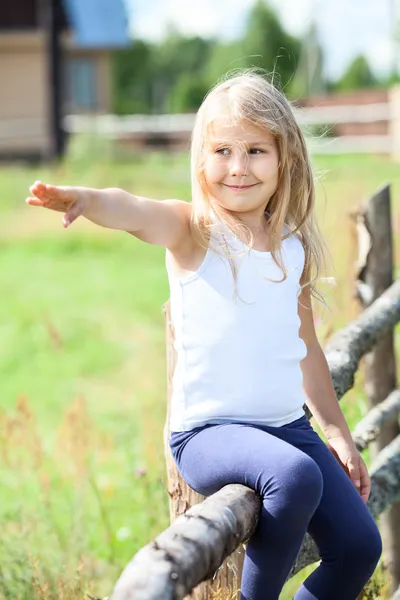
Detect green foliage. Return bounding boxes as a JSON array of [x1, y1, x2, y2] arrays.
[[167, 73, 208, 113], [374, 69, 400, 90], [333, 55, 377, 92], [111, 4, 399, 115], [156, 32, 214, 79], [112, 34, 214, 114], [288, 22, 327, 100], [112, 1, 302, 114], [240, 0, 301, 93], [153, 33, 214, 112], [201, 41, 248, 88], [111, 41, 156, 114]]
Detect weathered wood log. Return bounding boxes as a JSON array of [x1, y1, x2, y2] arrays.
[[301, 277, 400, 422], [389, 584, 400, 600], [352, 186, 400, 596], [323, 277, 400, 401], [111, 485, 260, 600], [367, 434, 400, 518], [351, 389, 400, 451]]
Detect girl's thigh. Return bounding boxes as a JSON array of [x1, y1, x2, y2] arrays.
[[170, 422, 322, 501]]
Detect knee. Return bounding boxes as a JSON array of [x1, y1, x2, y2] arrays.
[[269, 455, 323, 517], [346, 523, 383, 574], [367, 526, 383, 569], [288, 456, 324, 512]]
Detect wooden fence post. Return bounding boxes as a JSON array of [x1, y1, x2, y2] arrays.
[[352, 184, 400, 596], [163, 301, 246, 600]]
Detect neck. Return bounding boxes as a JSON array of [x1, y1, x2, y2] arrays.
[[238, 212, 269, 236]]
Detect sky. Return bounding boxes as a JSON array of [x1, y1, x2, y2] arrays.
[[123, 0, 397, 81]]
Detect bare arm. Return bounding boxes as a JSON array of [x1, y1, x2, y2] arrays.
[[298, 273, 372, 501], [26, 181, 192, 251], [297, 278, 353, 443]]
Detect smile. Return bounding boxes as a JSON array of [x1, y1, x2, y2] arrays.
[[223, 184, 257, 191]]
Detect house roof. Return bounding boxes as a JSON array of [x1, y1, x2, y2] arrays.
[[63, 0, 130, 49]]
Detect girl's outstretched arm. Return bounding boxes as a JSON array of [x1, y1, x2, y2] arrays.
[[26, 181, 192, 251]]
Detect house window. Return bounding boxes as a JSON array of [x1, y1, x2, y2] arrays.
[[66, 57, 98, 111]]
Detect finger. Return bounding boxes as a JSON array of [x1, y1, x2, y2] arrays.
[[26, 196, 45, 207], [63, 204, 81, 228], [45, 183, 69, 200], [348, 461, 361, 489], [359, 461, 371, 503], [360, 477, 370, 502], [30, 182, 68, 204], [29, 180, 48, 199], [360, 483, 370, 503]]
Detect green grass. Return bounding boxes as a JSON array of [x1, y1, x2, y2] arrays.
[[0, 232, 170, 597], [0, 135, 399, 599]]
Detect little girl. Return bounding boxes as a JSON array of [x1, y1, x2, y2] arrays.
[[26, 71, 382, 600]]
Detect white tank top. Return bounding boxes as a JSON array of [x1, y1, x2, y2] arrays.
[[166, 218, 308, 432]]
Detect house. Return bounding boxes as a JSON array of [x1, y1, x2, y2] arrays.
[[0, 0, 130, 159]]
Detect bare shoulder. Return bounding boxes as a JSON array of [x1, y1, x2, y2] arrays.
[[131, 197, 193, 251]]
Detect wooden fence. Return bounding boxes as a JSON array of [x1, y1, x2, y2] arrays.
[[63, 85, 400, 158], [64, 106, 393, 155], [4, 86, 400, 159], [106, 186, 400, 600]]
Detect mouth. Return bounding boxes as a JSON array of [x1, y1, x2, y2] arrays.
[[223, 184, 257, 191]]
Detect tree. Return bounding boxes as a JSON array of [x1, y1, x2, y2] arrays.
[[239, 0, 302, 93], [112, 40, 155, 114], [334, 55, 377, 92], [155, 31, 214, 112], [112, 33, 214, 114], [111, 1, 306, 114], [202, 40, 248, 89], [289, 22, 327, 100], [168, 74, 208, 113]]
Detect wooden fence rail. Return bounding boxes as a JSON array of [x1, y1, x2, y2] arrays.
[[63, 109, 393, 156]]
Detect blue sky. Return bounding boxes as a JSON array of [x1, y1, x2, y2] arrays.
[[123, 0, 397, 80]]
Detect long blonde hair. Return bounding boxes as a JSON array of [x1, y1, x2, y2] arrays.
[[190, 68, 330, 308]]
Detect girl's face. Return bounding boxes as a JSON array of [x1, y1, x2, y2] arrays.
[[203, 119, 280, 217]]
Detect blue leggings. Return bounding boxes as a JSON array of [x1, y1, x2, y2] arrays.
[[169, 414, 382, 600]]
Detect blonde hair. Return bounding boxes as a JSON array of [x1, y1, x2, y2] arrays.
[[190, 68, 330, 309]]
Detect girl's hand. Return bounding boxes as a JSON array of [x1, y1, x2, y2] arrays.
[[26, 180, 88, 228], [327, 436, 371, 503]]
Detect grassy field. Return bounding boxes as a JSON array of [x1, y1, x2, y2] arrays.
[[1, 135, 399, 599]]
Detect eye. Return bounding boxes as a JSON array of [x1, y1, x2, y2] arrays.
[[249, 148, 264, 154], [215, 147, 230, 155]]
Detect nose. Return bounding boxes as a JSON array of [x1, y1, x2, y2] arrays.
[[228, 150, 249, 177]]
